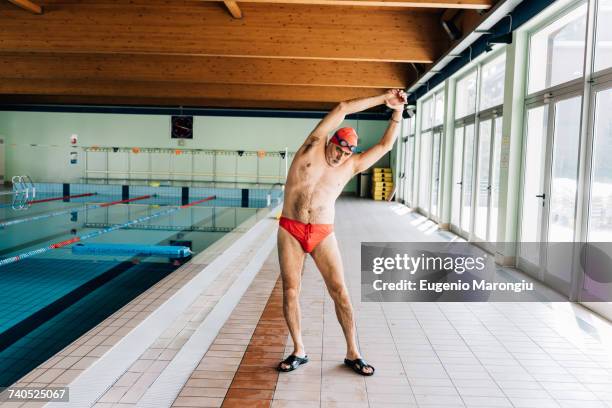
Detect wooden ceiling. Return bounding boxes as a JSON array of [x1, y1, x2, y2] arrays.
[[0, 0, 496, 110]]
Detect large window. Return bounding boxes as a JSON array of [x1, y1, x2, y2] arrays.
[[421, 98, 434, 131], [520, 105, 548, 264], [434, 91, 445, 125], [402, 0, 612, 318], [404, 136, 415, 205], [489, 119, 503, 242], [461, 124, 475, 233], [595, 0, 612, 72], [455, 71, 477, 119], [399, 117, 416, 206], [431, 131, 442, 217], [548, 97, 581, 243], [517, 0, 608, 299], [480, 54, 506, 110], [528, 2, 588, 93], [417, 88, 445, 219], [475, 120, 492, 240], [589, 87, 612, 241], [451, 128, 463, 228], [418, 131, 432, 210], [450, 50, 506, 242]]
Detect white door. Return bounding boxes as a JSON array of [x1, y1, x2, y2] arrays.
[[403, 136, 415, 206], [450, 124, 476, 238], [430, 129, 442, 220], [518, 95, 582, 294], [461, 124, 476, 235], [582, 84, 612, 317], [473, 116, 504, 244]]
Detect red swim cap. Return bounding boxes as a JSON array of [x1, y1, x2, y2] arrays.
[[331, 127, 359, 153]]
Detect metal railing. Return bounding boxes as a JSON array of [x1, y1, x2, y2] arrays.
[[82, 145, 294, 186], [0, 175, 36, 210]]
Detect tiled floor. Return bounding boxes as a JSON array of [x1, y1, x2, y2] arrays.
[[170, 198, 612, 408], [3, 198, 612, 408]]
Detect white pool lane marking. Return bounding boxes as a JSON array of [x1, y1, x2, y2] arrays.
[[136, 230, 277, 408], [46, 205, 280, 408]]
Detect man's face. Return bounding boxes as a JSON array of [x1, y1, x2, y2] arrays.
[[325, 141, 352, 167]]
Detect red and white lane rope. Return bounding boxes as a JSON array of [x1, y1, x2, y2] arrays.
[[0, 195, 153, 229], [0, 195, 216, 267]]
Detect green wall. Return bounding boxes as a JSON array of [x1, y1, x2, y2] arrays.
[[0, 111, 390, 193]]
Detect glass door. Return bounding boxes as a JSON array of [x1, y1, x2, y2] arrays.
[[403, 136, 415, 206], [519, 95, 582, 289], [397, 136, 406, 203], [588, 87, 612, 242], [545, 96, 581, 292], [488, 117, 503, 242], [418, 132, 432, 213], [583, 85, 612, 315], [430, 129, 442, 220], [461, 124, 475, 234], [475, 120, 492, 241], [473, 115, 504, 244], [519, 105, 549, 271], [450, 123, 476, 238], [451, 127, 464, 231]]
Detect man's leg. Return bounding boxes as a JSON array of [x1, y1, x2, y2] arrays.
[[310, 233, 373, 374], [277, 227, 307, 369]]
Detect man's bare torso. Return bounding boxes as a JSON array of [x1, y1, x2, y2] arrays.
[[282, 135, 353, 224]]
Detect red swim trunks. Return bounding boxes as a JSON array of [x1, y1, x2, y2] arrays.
[[279, 216, 334, 253]]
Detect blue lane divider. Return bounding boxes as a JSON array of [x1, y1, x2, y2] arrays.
[[72, 243, 192, 258]]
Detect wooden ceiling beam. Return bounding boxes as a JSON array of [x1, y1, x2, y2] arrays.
[[223, 0, 243, 18], [0, 2, 447, 62], [203, 0, 492, 9], [0, 52, 414, 88], [7, 0, 42, 14], [0, 95, 338, 110], [0, 78, 388, 103]]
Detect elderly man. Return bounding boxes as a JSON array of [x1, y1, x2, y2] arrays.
[[277, 89, 407, 376]]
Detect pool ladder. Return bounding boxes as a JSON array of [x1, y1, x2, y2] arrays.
[[266, 183, 284, 207], [3, 175, 36, 210]]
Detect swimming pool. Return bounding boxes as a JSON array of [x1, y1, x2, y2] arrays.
[[0, 183, 281, 387]]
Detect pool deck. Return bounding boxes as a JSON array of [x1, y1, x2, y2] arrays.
[[3, 198, 612, 408]]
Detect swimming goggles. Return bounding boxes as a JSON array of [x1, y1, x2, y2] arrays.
[[331, 134, 357, 152]]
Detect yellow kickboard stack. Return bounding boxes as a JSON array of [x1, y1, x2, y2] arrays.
[[373, 168, 392, 174], [371, 168, 393, 200], [373, 173, 393, 182]]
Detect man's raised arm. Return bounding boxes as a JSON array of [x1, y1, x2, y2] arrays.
[[299, 90, 405, 152], [311, 94, 386, 137], [352, 90, 407, 174]]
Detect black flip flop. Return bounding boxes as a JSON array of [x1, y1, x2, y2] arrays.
[[344, 358, 375, 376], [278, 354, 309, 372]]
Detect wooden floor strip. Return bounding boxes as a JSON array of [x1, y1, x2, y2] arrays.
[[221, 277, 287, 408]]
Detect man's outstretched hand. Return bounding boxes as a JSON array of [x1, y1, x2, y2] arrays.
[[384, 89, 408, 111]]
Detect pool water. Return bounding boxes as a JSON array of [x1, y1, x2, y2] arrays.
[[0, 189, 270, 387]]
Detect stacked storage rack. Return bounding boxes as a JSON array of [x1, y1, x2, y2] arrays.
[[371, 168, 393, 200]]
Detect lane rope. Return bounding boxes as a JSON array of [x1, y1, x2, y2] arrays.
[[0, 195, 153, 229], [0, 195, 216, 267]]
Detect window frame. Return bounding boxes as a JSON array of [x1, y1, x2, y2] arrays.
[[416, 85, 446, 219], [450, 48, 506, 242]]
